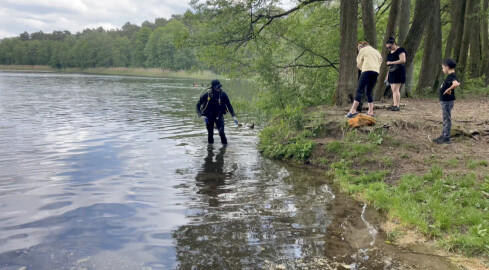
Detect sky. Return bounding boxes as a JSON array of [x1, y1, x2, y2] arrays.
[[0, 0, 192, 39]]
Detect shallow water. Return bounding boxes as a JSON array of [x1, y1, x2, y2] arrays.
[[0, 72, 455, 269]]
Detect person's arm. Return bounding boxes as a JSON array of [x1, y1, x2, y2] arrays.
[[224, 94, 236, 117], [443, 80, 460, 95], [356, 51, 364, 71], [387, 52, 406, 65], [196, 94, 206, 116]]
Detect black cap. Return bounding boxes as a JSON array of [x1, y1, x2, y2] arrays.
[[211, 79, 222, 89]]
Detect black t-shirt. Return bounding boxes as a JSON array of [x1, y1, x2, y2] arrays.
[[387, 47, 406, 63], [440, 73, 457, 101]]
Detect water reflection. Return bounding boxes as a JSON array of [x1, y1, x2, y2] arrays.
[[0, 73, 455, 269], [173, 158, 339, 269], [195, 146, 233, 207]]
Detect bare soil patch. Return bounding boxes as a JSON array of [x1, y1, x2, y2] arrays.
[[312, 98, 489, 183]]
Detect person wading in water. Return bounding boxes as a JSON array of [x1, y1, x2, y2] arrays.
[[196, 80, 238, 145]]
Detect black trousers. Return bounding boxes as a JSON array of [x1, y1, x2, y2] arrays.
[[206, 116, 227, 144], [355, 71, 378, 103]]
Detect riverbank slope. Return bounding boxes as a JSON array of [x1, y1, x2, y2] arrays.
[[259, 98, 489, 269]]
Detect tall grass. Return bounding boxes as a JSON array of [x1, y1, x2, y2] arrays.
[[0, 65, 53, 72], [0, 65, 223, 80], [324, 130, 489, 257]]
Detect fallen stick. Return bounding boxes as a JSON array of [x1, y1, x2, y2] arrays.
[[358, 103, 407, 110]]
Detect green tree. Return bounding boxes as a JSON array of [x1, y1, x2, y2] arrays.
[[112, 37, 132, 67], [145, 20, 193, 70], [132, 26, 152, 67]]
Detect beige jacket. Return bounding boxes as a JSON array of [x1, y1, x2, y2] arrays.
[[357, 45, 382, 73]]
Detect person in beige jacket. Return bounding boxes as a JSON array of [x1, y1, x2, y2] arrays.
[[347, 41, 383, 118]]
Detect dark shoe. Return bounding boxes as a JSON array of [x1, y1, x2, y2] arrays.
[[346, 112, 359, 118], [432, 136, 443, 143], [391, 106, 400, 112], [434, 137, 451, 144], [386, 106, 394, 111], [442, 138, 451, 144]]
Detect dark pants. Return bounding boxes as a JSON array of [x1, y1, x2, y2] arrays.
[[206, 116, 227, 144], [355, 71, 378, 103], [441, 101, 454, 139]]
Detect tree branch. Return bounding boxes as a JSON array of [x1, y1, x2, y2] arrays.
[[275, 64, 338, 69], [280, 35, 339, 71]]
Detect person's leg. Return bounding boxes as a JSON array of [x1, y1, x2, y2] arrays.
[[366, 72, 378, 115], [397, 84, 403, 106], [441, 101, 451, 140], [391, 83, 401, 107], [367, 103, 374, 115], [206, 118, 215, 144], [216, 116, 227, 145], [434, 101, 446, 142], [349, 101, 360, 114], [349, 72, 368, 114], [444, 101, 454, 141]]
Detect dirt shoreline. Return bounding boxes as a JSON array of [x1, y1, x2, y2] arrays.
[[274, 98, 489, 269]]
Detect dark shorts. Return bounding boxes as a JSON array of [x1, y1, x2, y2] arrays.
[[388, 65, 406, 84]]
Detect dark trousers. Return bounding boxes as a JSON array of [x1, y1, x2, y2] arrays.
[[355, 71, 378, 103], [206, 116, 227, 144], [441, 101, 454, 139]]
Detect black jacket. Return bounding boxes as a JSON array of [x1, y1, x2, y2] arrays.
[[196, 89, 236, 119]]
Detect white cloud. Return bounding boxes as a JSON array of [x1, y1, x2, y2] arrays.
[[0, 0, 191, 38]]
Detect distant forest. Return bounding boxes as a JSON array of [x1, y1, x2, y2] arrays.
[[0, 13, 202, 71], [1, 0, 489, 106]]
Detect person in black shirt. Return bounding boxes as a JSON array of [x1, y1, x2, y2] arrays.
[[196, 80, 238, 145], [385, 37, 406, 112], [434, 59, 460, 144]]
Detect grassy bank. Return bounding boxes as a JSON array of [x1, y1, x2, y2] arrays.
[[259, 100, 489, 262], [0, 65, 224, 80]]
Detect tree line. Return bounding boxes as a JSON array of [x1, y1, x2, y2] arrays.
[[0, 14, 201, 71], [1, 0, 488, 108], [187, 0, 489, 108]]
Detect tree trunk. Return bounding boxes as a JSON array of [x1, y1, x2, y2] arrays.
[[403, 0, 436, 70], [468, 0, 482, 78], [483, 0, 489, 83], [458, 0, 477, 85], [398, 0, 411, 96], [335, 0, 358, 106], [361, 0, 377, 48], [444, 0, 466, 60], [416, 0, 442, 94], [373, 0, 401, 100], [453, 0, 467, 63], [404, 63, 415, 97], [397, 0, 411, 44], [482, 0, 489, 55]]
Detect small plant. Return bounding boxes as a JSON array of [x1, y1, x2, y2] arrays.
[[466, 159, 489, 169], [447, 157, 459, 167]]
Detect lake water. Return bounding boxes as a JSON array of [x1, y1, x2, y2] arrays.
[[0, 72, 455, 269]]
